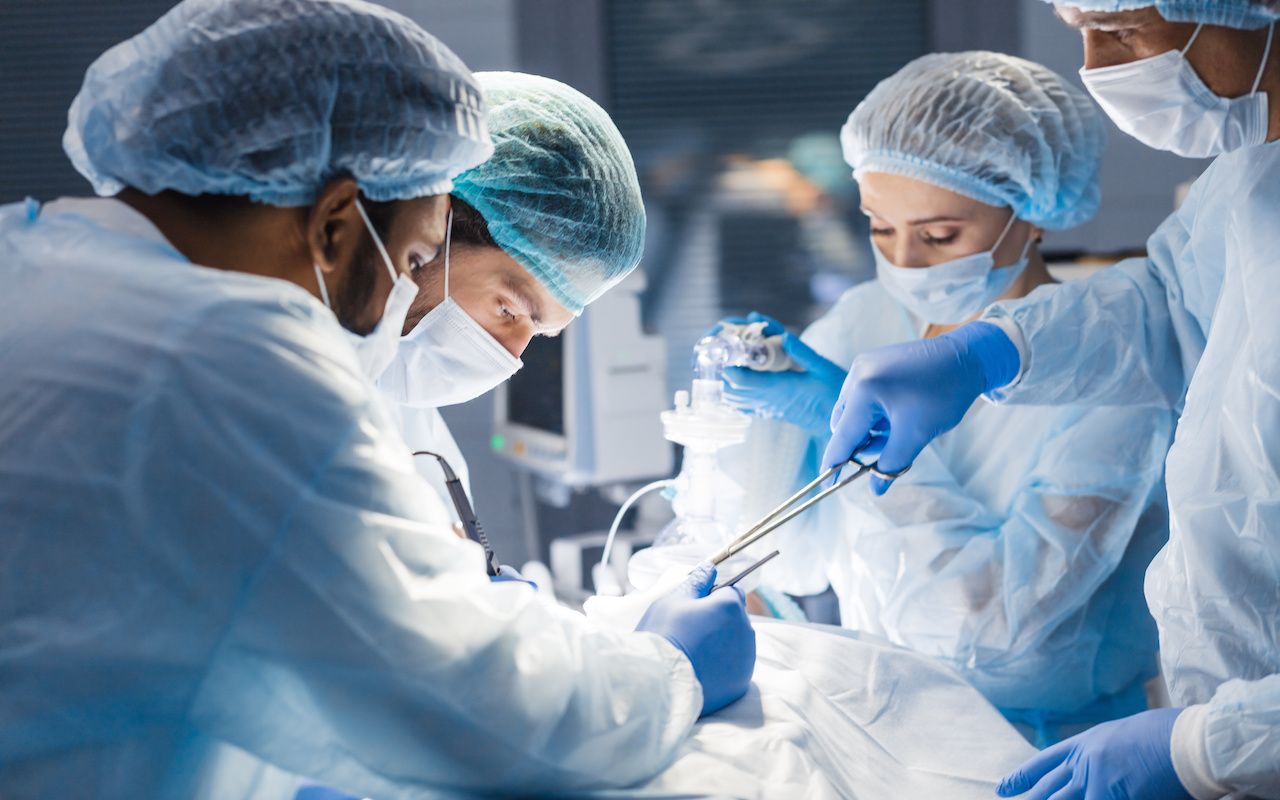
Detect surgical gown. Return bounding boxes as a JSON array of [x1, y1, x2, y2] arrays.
[[765, 280, 1173, 741], [0, 198, 699, 799], [984, 139, 1280, 795]]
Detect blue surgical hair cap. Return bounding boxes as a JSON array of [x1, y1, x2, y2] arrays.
[[451, 72, 645, 315], [841, 51, 1107, 230], [1048, 0, 1279, 29], [64, 0, 494, 207]]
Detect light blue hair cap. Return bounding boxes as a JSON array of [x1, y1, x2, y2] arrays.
[[841, 51, 1107, 230], [451, 72, 645, 315], [64, 0, 493, 206], [1045, 0, 1279, 29]]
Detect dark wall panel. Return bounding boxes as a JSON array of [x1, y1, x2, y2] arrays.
[[0, 2, 178, 203]]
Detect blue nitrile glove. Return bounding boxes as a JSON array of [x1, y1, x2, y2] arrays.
[[722, 328, 846, 440], [997, 708, 1192, 800], [490, 564, 537, 589], [821, 321, 1018, 495], [635, 561, 756, 716]]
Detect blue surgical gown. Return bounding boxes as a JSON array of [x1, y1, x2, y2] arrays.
[[985, 139, 1280, 796], [765, 279, 1173, 743], [0, 198, 699, 798]]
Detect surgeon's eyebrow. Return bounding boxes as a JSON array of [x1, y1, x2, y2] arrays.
[[1055, 8, 1152, 31]]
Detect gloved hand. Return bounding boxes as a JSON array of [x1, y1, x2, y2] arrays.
[[821, 321, 1019, 494], [719, 316, 846, 439], [490, 564, 537, 589], [997, 709, 1192, 800], [635, 561, 756, 716]]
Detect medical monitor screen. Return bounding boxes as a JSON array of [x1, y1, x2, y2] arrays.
[[506, 335, 565, 436]]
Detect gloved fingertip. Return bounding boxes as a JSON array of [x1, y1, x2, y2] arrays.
[[746, 310, 782, 334], [994, 773, 1025, 796], [684, 561, 716, 597], [870, 476, 893, 496]]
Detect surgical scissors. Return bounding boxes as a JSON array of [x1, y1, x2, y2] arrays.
[[709, 449, 907, 566]]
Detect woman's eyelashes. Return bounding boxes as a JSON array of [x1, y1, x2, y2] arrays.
[[870, 226, 961, 247], [921, 230, 959, 246]]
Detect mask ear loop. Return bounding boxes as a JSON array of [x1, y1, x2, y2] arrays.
[[1251, 22, 1276, 96], [354, 198, 398, 283], [990, 210, 1019, 254], [313, 264, 332, 309], [1016, 228, 1035, 262], [1182, 23, 1204, 56], [443, 207, 454, 300], [990, 211, 1033, 270]]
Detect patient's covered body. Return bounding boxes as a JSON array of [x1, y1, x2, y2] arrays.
[[588, 619, 1036, 799]]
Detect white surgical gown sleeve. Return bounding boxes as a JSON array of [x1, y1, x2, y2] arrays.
[[984, 190, 1210, 410], [1171, 676, 1280, 800], [833, 403, 1169, 710], [158, 300, 700, 796]]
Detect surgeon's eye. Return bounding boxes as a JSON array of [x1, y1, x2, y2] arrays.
[[870, 226, 894, 238], [408, 248, 440, 274], [499, 304, 518, 321], [921, 230, 959, 246]]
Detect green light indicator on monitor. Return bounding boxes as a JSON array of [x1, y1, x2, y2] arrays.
[[490, 434, 505, 451]]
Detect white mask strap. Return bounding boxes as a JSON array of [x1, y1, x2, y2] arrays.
[[354, 198, 398, 283], [1017, 228, 1035, 262], [1252, 22, 1276, 95], [1182, 23, 1204, 56], [313, 263, 331, 309], [443, 207, 454, 300], [990, 210, 1019, 253]]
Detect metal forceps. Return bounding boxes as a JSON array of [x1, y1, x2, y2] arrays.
[[709, 449, 909, 566]]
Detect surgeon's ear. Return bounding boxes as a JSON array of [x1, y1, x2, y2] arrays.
[[307, 177, 364, 277]]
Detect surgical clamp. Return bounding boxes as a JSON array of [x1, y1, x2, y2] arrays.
[[712, 549, 780, 592], [709, 450, 908, 566]]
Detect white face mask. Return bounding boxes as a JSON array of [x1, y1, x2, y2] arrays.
[[1080, 22, 1275, 159], [874, 212, 1031, 325], [376, 210, 524, 408], [314, 199, 420, 382]]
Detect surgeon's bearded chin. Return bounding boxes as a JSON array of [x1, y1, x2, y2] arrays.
[[331, 231, 385, 336]]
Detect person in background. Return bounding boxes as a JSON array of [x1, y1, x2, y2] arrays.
[[819, 1, 1280, 797], [0, 1, 754, 797], [375, 71, 642, 518], [713, 52, 1174, 745]]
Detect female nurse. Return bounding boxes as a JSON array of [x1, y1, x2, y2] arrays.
[[716, 51, 1174, 745]]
